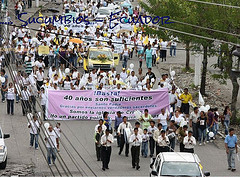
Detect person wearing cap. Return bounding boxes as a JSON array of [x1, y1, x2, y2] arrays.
[[129, 128, 142, 170], [101, 129, 113, 171], [115, 111, 123, 147], [183, 131, 196, 153]]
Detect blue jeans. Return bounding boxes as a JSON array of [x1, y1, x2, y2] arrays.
[[214, 123, 219, 136], [227, 148, 236, 169], [162, 125, 167, 131], [170, 46, 176, 56], [122, 56, 128, 68], [73, 56, 78, 67], [16, 94, 20, 102], [198, 128, 206, 143], [30, 133, 39, 148], [224, 120, 230, 135], [7, 99, 14, 114], [1, 89, 6, 101], [54, 56, 59, 67], [47, 147, 57, 164], [49, 55, 54, 66], [141, 141, 148, 157], [146, 57, 152, 68]]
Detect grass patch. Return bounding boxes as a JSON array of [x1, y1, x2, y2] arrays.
[[182, 67, 194, 73]]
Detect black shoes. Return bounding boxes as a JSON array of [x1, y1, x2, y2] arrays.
[[102, 168, 105, 171], [231, 169, 236, 172], [136, 166, 140, 170]]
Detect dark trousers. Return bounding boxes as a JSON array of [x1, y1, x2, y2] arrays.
[[7, 99, 14, 114], [184, 148, 194, 153], [139, 61, 142, 68], [149, 137, 155, 156], [101, 146, 111, 169], [37, 81, 43, 91], [119, 135, 129, 156], [131, 146, 140, 167], [42, 105, 46, 120], [192, 122, 198, 140], [22, 100, 31, 115], [30, 95, 36, 112], [159, 146, 169, 152], [169, 137, 175, 152], [152, 54, 156, 65], [180, 142, 185, 152], [156, 145, 160, 156], [28, 0, 32, 8], [95, 144, 101, 161]]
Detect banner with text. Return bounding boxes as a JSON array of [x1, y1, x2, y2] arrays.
[[47, 88, 169, 120]]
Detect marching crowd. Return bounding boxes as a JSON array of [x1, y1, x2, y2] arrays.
[[0, 0, 238, 173]]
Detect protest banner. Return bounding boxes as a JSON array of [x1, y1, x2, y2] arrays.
[[46, 88, 169, 120]]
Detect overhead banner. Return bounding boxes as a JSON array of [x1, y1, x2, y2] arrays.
[[46, 88, 169, 120]]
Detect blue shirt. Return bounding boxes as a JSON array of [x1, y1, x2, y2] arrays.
[[225, 135, 237, 148], [115, 116, 123, 129]]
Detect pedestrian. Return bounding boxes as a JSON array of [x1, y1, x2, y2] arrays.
[[207, 108, 215, 143], [147, 120, 157, 157], [40, 87, 47, 120], [29, 84, 38, 112], [3, 82, 16, 115], [101, 129, 113, 171], [145, 45, 152, 68], [157, 130, 170, 153], [179, 88, 192, 120], [213, 108, 219, 138], [177, 125, 188, 152], [137, 47, 144, 68], [183, 131, 196, 153], [170, 38, 177, 57], [122, 44, 130, 69], [141, 129, 149, 158], [103, 111, 112, 133], [28, 115, 41, 150], [1, 69, 8, 103], [95, 119, 107, 133], [129, 128, 142, 170], [139, 109, 152, 130], [153, 123, 163, 156], [45, 125, 58, 165], [223, 106, 232, 135], [54, 123, 61, 152], [35, 67, 44, 91], [189, 107, 200, 140], [95, 126, 103, 161], [118, 116, 133, 157], [160, 40, 168, 62], [197, 111, 207, 145], [169, 89, 177, 118], [114, 111, 123, 147], [157, 108, 169, 131], [166, 120, 177, 152], [21, 86, 31, 116], [225, 128, 238, 172], [134, 121, 143, 135]]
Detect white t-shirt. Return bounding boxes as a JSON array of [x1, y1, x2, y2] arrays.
[[36, 71, 44, 81], [172, 116, 184, 125], [40, 92, 47, 105], [169, 93, 177, 105], [54, 127, 61, 138], [158, 113, 168, 126], [129, 75, 138, 88], [161, 41, 168, 50], [28, 120, 40, 135], [46, 131, 57, 148]]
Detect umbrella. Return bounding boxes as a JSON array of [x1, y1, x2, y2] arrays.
[[121, 1, 131, 8], [69, 38, 83, 44]]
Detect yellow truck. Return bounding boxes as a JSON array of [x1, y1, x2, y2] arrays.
[[83, 46, 119, 71]]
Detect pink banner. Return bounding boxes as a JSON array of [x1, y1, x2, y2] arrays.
[[47, 88, 169, 120]]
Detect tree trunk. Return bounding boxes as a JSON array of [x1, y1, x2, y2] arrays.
[[185, 42, 190, 70], [200, 46, 208, 95], [230, 73, 239, 124]]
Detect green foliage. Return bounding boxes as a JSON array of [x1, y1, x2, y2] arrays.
[[182, 67, 194, 73]]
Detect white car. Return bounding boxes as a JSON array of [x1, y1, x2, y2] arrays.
[[150, 152, 210, 177], [0, 127, 10, 169]]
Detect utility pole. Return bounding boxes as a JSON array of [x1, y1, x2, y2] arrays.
[[36, 0, 39, 8], [194, 53, 202, 86]]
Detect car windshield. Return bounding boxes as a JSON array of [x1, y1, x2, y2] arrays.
[[89, 50, 113, 60], [160, 162, 201, 176], [98, 9, 110, 15]]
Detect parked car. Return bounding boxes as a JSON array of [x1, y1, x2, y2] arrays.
[[150, 152, 210, 177], [0, 126, 10, 169]]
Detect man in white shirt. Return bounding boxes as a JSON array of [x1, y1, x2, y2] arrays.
[[147, 121, 157, 157], [35, 67, 44, 91], [189, 107, 200, 140], [153, 123, 163, 156], [95, 119, 107, 133], [129, 128, 142, 170], [128, 71, 138, 89], [118, 116, 133, 157], [21, 86, 31, 116], [100, 129, 113, 171], [28, 115, 40, 149], [157, 130, 170, 153], [45, 125, 58, 165], [183, 131, 196, 153], [169, 89, 177, 115]]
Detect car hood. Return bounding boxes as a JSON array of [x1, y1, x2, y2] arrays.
[[0, 139, 5, 146]]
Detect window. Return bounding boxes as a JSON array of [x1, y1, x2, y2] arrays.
[[160, 162, 201, 176]]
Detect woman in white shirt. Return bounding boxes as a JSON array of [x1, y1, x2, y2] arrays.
[[62, 75, 73, 90], [158, 108, 169, 131], [3, 82, 16, 115]]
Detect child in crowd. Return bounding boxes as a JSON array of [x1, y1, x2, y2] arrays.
[[141, 129, 149, 158]]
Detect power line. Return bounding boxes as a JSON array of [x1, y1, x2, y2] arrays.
[[187, 0, 240, 9]]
